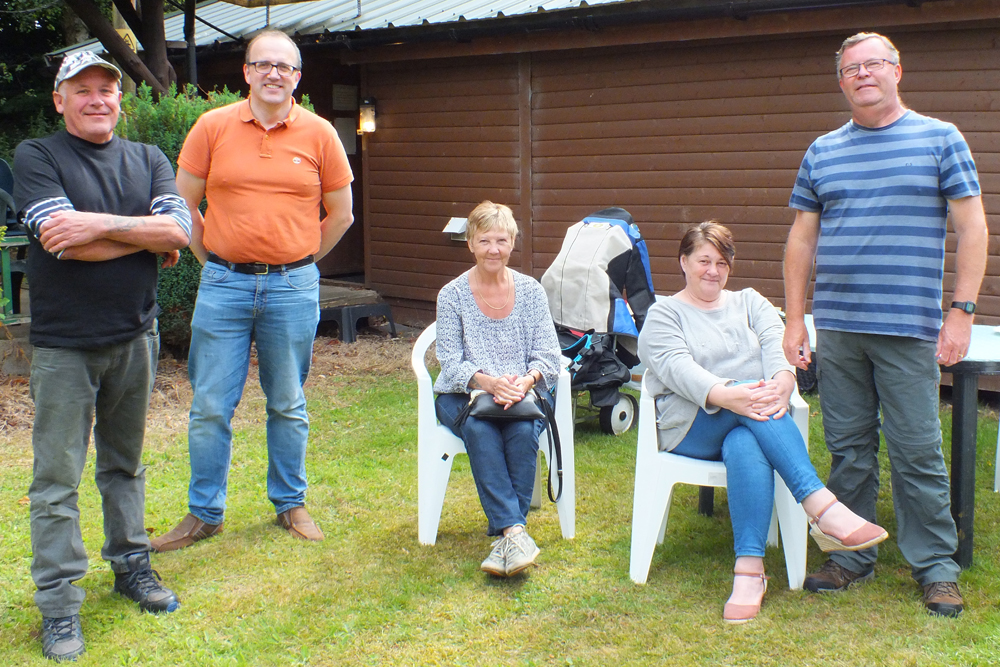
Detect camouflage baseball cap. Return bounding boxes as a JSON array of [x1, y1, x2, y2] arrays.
[[54, 51, 122, 91]]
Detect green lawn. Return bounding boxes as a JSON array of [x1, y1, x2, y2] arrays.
[[2, 337, 999, 666]]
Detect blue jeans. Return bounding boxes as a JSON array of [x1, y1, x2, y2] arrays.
[[815, 330, 959, 585], [672, 404, 823, 559], [187, 262, 320, 524], [29, 328, 159, 617], [435, 391, 552, 536]]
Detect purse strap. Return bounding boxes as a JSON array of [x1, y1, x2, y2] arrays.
[[453, 388, 563, 503], [535, 388, 563, 503]]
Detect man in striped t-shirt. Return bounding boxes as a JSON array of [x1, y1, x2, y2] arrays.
[[783, 33, 988, 617]]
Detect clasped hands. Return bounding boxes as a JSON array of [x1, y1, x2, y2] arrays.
[[480, 373, 535, 409], [713, 375, 794, 422]]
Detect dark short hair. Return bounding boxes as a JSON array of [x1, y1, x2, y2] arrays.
[[678, 221, 735, 270]]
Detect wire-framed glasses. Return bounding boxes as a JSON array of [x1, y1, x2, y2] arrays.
[[839, 58, 896, 79]]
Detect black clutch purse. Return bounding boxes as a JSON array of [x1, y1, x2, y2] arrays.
[[466, 389, 545, 421]]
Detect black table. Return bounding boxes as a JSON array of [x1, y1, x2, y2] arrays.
[[945, 325, 1000, 569]]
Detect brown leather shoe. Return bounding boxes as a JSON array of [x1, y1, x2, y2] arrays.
[[151, 513, 224, 553], [277, 507, 324, 541]]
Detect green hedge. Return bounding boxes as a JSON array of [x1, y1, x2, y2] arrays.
[[118, 83, 242, 351]]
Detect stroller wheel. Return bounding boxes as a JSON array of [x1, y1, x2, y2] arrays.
[[599, 393, 638, 435]]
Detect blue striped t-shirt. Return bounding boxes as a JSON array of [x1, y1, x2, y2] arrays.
[[789, 111, 980, 341]]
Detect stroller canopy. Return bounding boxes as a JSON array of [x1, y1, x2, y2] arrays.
[[541, 207, 655, 338]]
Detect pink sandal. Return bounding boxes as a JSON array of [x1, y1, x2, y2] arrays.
[[809, 500, 888, 552], [723, 571, 768, 624]]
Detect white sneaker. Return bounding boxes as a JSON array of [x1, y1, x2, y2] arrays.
[[505, 530, 540, 576], [481, 536, 509, 577]]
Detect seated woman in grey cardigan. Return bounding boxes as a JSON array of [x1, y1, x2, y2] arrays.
[[433, 201, 562, 578], [637, 221, 887, 624]]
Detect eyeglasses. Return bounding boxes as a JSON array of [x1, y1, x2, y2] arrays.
[[839, 58, 896, 79], [247, 61, 299, 77]]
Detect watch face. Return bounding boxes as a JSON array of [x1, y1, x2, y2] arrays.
[[953, 301, 976, 314]]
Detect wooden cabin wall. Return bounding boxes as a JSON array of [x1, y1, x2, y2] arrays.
[[362, 25, 999, 323], [364, 56, 523, 315]]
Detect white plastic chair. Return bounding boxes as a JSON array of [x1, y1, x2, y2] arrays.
[[629, 370, 810, 589], [412, 322, 576, 545], [994, 429, 1000, 493]]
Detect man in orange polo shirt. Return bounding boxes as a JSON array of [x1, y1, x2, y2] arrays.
[[153, 30, 354, 551]]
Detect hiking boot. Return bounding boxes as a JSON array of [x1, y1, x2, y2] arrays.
[[803, 559, 874, 593], [151, 513, 224, 552], [41, 615, 85, 662], [923, 581, 964, 617], [481, 536, 509, 577], [112, 552, 180, 613], [504, 529, 540, 576]]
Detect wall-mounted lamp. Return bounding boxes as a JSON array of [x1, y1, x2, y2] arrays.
[[358, 97, 377, 134]]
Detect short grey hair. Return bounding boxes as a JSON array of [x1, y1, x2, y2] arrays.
[[835, 32, 899, 77], [245, 29, 302, 69], [466, 201, 519, 243]]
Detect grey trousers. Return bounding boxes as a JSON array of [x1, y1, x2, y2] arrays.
[[815, 329, 960, 585], [28, 328, 159, 617]]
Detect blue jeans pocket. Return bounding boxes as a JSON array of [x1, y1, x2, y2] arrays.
[[200, 263, 231, 284], [282, 264, 319, 290]]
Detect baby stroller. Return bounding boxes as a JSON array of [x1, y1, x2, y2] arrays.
[[541, 207, 655, 435]]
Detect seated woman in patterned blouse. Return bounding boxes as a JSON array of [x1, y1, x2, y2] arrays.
[[433, 201, 562, 578]]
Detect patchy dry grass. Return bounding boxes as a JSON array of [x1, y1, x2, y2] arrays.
[[2, 333, 1000, 666]]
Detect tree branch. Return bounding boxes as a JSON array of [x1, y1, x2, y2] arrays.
[[110, 0, 142, 39], [62, 0, 168, 95]]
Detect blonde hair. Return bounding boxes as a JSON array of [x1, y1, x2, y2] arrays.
[[465, 201, 519, 242], [836, 32, 899, 77]]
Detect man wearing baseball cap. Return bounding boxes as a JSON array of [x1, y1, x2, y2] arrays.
[[13, 51, 192, 661]]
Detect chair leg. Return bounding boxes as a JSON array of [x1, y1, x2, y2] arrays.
[[773, 474, 808, 590], [994, 427, 1000, 493], [538, 424, 575, 539], [630, 470, 676, 584], [766, 505, 779, 548], [418, 448, 456, 545], [553, 438, 575, 539], [530, 453, 542, 509]]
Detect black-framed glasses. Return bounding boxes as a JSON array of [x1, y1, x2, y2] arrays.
[[247, 61, 299, 77], [839, 58, 896, 79]]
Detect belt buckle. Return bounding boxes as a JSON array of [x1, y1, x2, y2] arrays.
[[252, 262, 269, 275]]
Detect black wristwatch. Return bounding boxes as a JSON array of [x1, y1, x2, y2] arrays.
[[951, 301, 976, 315]]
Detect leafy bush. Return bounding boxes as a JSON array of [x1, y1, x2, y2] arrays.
[[118, 84, 314, 352], [118, 83, 242, 351]]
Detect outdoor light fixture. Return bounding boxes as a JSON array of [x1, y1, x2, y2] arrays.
[[358, 98, 377, 134]]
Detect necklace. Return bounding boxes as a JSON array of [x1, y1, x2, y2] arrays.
[[471, 268, 512, 310]]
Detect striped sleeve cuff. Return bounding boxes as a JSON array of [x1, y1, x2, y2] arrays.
[[23, 197, 74, 237], [150, 194, 193, 240]]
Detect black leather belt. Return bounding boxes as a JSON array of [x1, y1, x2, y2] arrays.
[[207, 252, 314, 275]]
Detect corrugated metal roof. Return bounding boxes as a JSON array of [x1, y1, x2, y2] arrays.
[[56, 0, 634, 58]]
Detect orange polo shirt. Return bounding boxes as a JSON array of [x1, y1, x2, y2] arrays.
[[178, 99, 353, 264]]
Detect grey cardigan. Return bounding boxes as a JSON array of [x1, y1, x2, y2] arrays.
[[636, 288, 794, 451]]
